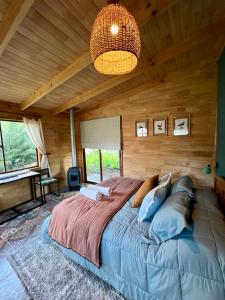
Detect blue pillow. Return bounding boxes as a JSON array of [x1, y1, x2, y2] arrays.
[[138, 184, 169, 222], [149, 192, 191, 243], [170, 176, 194, 196], [138, 174, 171, 222]]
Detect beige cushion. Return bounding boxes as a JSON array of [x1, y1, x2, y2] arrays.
[[132, 175, 159, 208]]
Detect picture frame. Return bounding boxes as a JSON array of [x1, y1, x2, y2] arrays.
[[173, 116, 190, 136], [153, 118, 167, 136], [135, 120, 148, 137]]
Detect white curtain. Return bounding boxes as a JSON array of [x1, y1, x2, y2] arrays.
[[23, 117, 51, 175]]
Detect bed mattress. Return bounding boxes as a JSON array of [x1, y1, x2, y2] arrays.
[[41, 188, 225, 300]]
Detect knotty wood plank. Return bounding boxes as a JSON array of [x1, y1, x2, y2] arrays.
[[0, 0, 34, 56]]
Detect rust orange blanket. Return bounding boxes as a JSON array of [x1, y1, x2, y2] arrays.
[[48, 176, 142, 267]]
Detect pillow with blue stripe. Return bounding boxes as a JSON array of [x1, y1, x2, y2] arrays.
[[149, 191, 192, 243], [138, 173, 171, 222], [170, 175, 194, 196]]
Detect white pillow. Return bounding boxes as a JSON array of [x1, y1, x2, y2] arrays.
[[159, 172, 172, 187]]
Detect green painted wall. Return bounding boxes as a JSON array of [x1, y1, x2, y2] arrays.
[[216, 48, 225, 176]]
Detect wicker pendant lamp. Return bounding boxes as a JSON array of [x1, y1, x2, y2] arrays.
[[90, 0, 141, 75]]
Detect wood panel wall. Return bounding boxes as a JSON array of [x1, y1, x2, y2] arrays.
[[76, 61, 217, 188], [0, 101, 71, 211]]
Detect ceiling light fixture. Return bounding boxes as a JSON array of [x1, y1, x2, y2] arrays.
[[90, 0, 141, 75]]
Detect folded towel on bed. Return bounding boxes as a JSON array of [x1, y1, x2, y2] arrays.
[[91, 185, 112, 196], [80, 187, 102, 201]]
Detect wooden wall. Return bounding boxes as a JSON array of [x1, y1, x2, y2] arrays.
[[0, 101, 71, 211], [0, 59, 217, 212], [76, 61, 217, 188]]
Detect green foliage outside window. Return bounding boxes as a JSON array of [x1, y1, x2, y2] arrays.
[[85, 149, 120, 173], [0, 149, 4, 173], [0, 121, 38, 173]]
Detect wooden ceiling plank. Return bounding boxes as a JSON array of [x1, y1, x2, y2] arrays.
[[52, 17, 225, 115], [20, 18, 76, 63], [20, 0, 177, 110], [32, 0, 89, 52], [0, 0, 35, 57], [152, 17, 225, 65], [134, 0, 177, 27], [20, 51, 92, 110]]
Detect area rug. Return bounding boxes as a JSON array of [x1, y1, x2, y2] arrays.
[[8, 241, 124, 300], [0, 191, 77, 249]]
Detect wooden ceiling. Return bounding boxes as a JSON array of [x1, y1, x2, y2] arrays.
[[0, 0, 224, 114]]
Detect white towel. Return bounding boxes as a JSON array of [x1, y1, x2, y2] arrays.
[[91, 185, 112, 196], [79, 187, 102, 201]]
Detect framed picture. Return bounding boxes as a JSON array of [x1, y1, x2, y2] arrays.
[[153, 118, 167, 136], [135, 120, 148, 137], [173, 116, 190, 136]]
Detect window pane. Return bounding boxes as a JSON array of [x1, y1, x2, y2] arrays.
[[0, 149, 4, 173], [102, 149, 120, 181], [85, 149, 101, 183], [1, 121, 37, 172]]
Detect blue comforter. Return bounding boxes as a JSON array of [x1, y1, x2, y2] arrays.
[[41, 188, 225, 300]]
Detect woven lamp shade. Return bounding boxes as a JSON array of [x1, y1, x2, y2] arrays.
[[90, 2, 141, 75]]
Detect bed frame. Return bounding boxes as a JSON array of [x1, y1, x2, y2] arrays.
[[215, 176, 225, 215]]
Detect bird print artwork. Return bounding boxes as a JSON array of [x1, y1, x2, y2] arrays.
[[177, 121, 185, 129], [154, 119, 166, 135], [137, 121, 147, 137], [157, 123, 163, 130], [174, 117, 189, 136]]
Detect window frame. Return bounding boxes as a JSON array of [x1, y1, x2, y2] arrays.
[[0, 119, 39, 174], [83, 148, 123, 184]]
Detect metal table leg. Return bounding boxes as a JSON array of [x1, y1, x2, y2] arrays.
[[57, 181, 60, 196], [38, 175, 44, 204]]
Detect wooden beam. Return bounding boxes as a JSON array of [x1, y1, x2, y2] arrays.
[[134, 0, 177, 27], [77, 58, 214, 113], [20, 0, 177, 110], [151, 17, 225, 65], [52, 61, 149, 115], [76, 78, 166, 113], [20, 51, 92, 110], [0, 0, 34, 57], [52, 18, 225, 115]]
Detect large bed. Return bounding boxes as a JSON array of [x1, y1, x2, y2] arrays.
[[41, 185, 225, 300]]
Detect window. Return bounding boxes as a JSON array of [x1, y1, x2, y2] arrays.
[[84, 149, 121, 183], [0, 120, 38, 173], [101, 149, 120, 181], [84, 149, 101, 183]]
